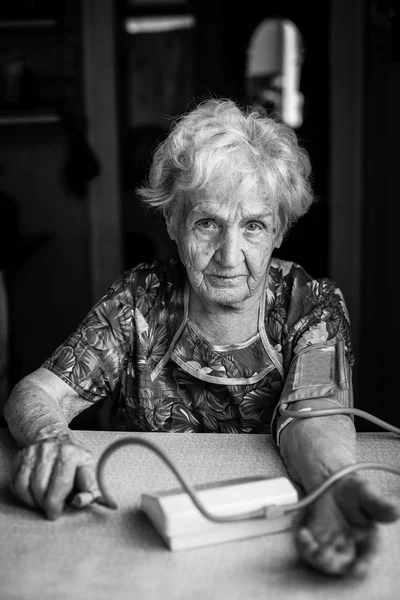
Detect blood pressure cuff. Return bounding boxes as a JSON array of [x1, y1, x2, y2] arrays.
[[272, 337, 353, 446]]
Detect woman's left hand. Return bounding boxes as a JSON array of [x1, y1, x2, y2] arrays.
[[295, 475, 400, 576]]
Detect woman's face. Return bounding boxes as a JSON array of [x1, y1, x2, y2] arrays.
[[167, 181, 282, 310]]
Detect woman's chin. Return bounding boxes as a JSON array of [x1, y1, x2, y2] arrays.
[[199, 286, 250, 308]]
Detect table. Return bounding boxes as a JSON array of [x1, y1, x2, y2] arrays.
[[0, 429, 399, 600]]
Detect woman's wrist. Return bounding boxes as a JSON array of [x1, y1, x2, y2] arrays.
[[34, 427, 75, 444], [4, 378, 75, 448]]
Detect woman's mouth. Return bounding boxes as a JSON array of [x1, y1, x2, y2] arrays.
[[206, 273, 246, 287]]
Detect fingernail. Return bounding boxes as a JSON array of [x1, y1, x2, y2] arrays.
[[71, 491, 97, 508], [71, 492, 115, 509]]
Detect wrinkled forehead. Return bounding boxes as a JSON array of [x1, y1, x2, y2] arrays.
[[178, 176, 277, 221]]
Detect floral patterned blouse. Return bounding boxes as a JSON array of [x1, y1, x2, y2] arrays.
[[43, 258, 354, 438]]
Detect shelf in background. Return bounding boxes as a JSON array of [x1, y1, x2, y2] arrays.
[[0, 112, 60, 125], [0, 19, 57, 29]]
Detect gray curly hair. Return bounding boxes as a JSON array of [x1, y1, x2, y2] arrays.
[[136, 98, 313, 238]]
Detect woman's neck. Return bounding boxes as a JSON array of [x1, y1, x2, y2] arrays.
[[188, 293, 261, 346]]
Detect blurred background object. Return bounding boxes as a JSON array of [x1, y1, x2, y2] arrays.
[[2, 51, 40, 109], [0, 168, 18, 414], [245, 18, 304, 129]]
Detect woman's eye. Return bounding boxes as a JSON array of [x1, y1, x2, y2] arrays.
[[197, 219, 217, 230], [246, 221, 263, 233]]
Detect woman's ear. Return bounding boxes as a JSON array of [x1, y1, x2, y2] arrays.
[[165, 212, 177, 241], [274, 229, 283, 249]]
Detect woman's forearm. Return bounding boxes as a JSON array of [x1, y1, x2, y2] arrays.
[[278, 414, 357, 492], [4, 375, 75, 448]]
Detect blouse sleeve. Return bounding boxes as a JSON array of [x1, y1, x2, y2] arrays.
[[42, 272, 136, 404], [271, 276, 354, 444]]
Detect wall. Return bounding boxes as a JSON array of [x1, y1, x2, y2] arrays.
[[357, 5, 400, 428]]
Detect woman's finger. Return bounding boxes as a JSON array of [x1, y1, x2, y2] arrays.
[[337, 478, 400, 526], [70, 463, 102, 508], [74, 463, 97, 493], [43, 446, 80, 520], [359, 482, 400, 523], [11, 447, 38, 509], [70, 464, 114, 509], [29, 442, 58, 508], [71, 461, 114, 509]]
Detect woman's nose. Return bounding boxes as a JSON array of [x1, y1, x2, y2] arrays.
[[214, 230, 243, 266]]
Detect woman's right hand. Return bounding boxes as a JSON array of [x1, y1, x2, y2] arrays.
[[11, 438, 104, 520]]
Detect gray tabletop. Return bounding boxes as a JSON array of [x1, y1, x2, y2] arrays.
[[0, 428, 399, 600]]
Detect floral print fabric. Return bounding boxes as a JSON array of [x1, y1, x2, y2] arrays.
[[43, 258, 354, 436]]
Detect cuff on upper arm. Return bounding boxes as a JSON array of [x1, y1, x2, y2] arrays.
[[271, 338, 353, 444]]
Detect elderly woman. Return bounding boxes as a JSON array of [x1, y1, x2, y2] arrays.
[[4, 98, 398, 577]]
